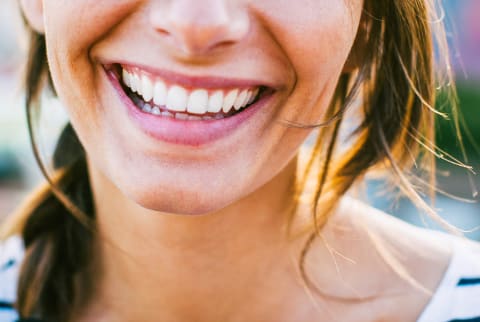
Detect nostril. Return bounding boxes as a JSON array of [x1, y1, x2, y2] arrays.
[[149, 10, 171, 36], [156, 29, 170, 37]]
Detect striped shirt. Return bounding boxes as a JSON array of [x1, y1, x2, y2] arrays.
[[1, 234, 479, 322]]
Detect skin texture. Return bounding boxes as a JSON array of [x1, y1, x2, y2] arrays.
[[20, 0, 453, 321], [38, 0, 361, 215]]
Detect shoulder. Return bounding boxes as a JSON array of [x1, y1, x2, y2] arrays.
[[325, 197, 480, 321], [0, 235, 24, 321], [418, 236, 480, 322]]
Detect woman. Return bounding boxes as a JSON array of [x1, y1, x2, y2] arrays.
[[1, 0, 479, 321]]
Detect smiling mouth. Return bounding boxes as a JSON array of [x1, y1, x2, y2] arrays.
[[110, 64, 269, 121]]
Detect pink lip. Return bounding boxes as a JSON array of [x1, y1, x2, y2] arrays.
[[104, 66, 274, 147]]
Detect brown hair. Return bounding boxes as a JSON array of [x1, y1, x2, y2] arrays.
[[1, 0, 461, 320]]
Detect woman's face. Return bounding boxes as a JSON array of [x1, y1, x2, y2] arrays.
[[39, 0, 363, 214]]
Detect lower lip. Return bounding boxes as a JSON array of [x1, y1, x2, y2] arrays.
[[105, 69, 272, 147]]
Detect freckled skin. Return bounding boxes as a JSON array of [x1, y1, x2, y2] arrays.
[[41, 0, 362, 215]]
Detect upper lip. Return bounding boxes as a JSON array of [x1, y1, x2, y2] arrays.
[[104, 61, 277, 90]]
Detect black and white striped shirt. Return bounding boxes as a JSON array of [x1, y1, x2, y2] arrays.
[[1, 235, 479, 322]]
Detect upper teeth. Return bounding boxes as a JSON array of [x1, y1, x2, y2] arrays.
[[122, 68, 259, 115]]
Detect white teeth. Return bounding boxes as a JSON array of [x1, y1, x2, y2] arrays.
[[167, 86, 188, 112], [208, 90, 223, 113], [141, 75, 153, 102], [187, 89, 208, 114], [122, 68, 261, 118], [161, 110, 174, 118], [247, 89, 256, 104], [234, 90, 248, 110], [222, 89, 239, 113], [122, 69, 131, 87], [143, 103, 152, 113], [243, 91, 252, 106], [153, 80, 167, 106], [175, 112, 189, 120], [131, 73, 140, 93], [248, 89, 257, 104]]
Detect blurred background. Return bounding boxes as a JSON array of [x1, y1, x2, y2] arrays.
[[0, 0, 479, 238], [367, 1, 480, 240]]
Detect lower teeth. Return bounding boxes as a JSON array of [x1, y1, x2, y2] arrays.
[[134, 96, 225, 120], [126, 85, 261, 121], [130, 93, 244, 121]]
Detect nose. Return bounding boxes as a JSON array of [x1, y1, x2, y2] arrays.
[[149, 0, 250, 56]]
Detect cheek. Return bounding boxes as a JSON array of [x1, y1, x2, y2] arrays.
[[254, 0, 362, 122], [43, 1, 141, 51], [42, 1, 143, 156], [43, 0, 141, 110], [258, 1, 359, 61], [285, 4, 359, 82]]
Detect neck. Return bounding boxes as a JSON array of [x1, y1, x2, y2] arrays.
[[80, 158, 308, 321]]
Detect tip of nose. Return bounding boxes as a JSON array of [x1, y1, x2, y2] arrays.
[[150, 3, 250, 57], [178, 27, 244, 55]]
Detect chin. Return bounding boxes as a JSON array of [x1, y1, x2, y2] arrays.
[[90, 151, 263, 216], [125, 184, 240, 216]]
